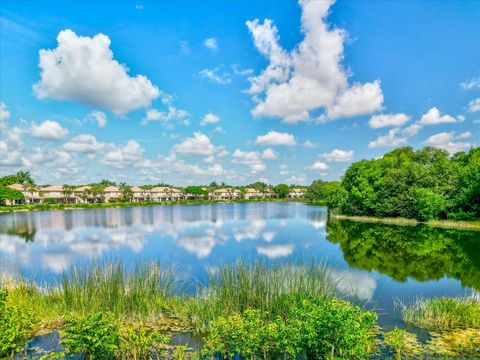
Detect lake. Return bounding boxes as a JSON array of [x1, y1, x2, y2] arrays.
[[1, 202, 478, 330]]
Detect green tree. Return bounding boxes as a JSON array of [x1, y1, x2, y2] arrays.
[[99, 179, 116, 187], [62, 185, 75, 203], [14, 171, 33, 185], [0, 186, 24, 204], [184, 186, 208, 198], [337, 146, 479, 220], [416, 188, 447, 221], [273, 184, 290, 199], [0, 175, 21, 186], [119, 182, 133, 202]]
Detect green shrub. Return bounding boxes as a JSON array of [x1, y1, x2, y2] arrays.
[[120, 322, 170, 359], [294, 298, 377, 359], [43, 197, 57, 204], [415, 188, 448, 221], [202, 309, 300, 359], [0, 289, 39, 358], [60, 312, 120, 359], [202, 298, 377, 359]]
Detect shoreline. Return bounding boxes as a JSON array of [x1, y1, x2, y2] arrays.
[[0, 198, 306, 213], [331, 214, 480, 231], [2, 201, 478, 231]]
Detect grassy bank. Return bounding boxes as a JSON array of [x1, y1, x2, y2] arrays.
[[330, 214, 480, 231], [391, 296, 480, 357], [2, 262, 480, 359], [0, 198, 305, 213]]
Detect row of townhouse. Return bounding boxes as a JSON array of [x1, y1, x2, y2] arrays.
[[5, 183, 306, 205]]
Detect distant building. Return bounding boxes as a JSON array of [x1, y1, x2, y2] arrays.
[[104, 186, 121, 202], [244, 188, 264, 199], [289, 188, 306, 198], [211, 188, 241, 200]]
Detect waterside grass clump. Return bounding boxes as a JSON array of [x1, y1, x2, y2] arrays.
[[391, 296, 480, 358], [399, 296, 480, 330], [189, 261, 336, 332]]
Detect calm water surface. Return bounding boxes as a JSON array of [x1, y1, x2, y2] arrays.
[[1, 202, 479, 329]]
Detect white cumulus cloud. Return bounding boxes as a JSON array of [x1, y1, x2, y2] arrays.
[[33, 29, 160, 115], [369, 113, 411, 129], [200, 112, 220, 126], [321, 149, 354, 162], [307, 161, 329, 171], [255, 131, 296, 146], [63, 134, 105, 153], [467, 98, 480, 113], [30, 120, 69, 140], [173, 132, 217, 156], [103, 140, 145, 168], [419, 107, 457, 125], [89, 111, 107, 128], [203, 37, 217, 50], [0, 102, 10, 131], [424, 132, 472, 154], [368, 128, 407, 148], [246, 0, 383, 124], [232, 149, 267, 173], [261, 148, 278, 160]]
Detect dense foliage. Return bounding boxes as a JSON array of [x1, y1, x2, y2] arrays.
[[306, 146, 479, 220], [0, 186, 24, 204], [184, 186, 208, 196], [272, 184, 290, 198], [203, 298, 377, 359], [61, 313, 120, 359], [0, 289, 38, 358]]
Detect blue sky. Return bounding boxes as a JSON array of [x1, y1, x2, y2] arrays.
[[0, 0, 479, 185]]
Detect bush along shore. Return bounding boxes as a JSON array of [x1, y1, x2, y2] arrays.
[[1, 261, 480, 359]]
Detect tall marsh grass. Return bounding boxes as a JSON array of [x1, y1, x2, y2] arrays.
[[55, 261, 177, 316], [399, 295, 480, 330], [4, 260, 339, 334], [189, 260, 336, 332]]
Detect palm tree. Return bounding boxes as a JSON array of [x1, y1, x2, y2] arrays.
[[166, 187, 174, 202], [91, 185, 105, 203], [119, 182, 133, 202], [15, 171, 33, 185], [25, 182, 37, 204], [80, 189, 91, 203], [62, 185, 74, 204]]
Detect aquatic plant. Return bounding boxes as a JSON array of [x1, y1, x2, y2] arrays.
[[190, 260, 336, 332], [381, 328, 423, 360], [56, 260, 178, 316], [202, 297, 377, 359], [400, 296, 480, 330], [0, 289, 39, 359], [60, 312, 120, 359], [120, 321, 170, 359]]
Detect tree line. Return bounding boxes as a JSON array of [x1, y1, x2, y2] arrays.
[[305, 146, 479, 221], [0, 173, 308, 204]]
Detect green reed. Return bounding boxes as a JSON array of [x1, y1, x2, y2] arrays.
[[188, 260, 337, 332], [399, 295, 480, 330], [53, 261, 178, 316]]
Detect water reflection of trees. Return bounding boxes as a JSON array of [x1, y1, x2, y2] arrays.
[[326, 219, 480, 289], [6, 226, 36, 242]]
